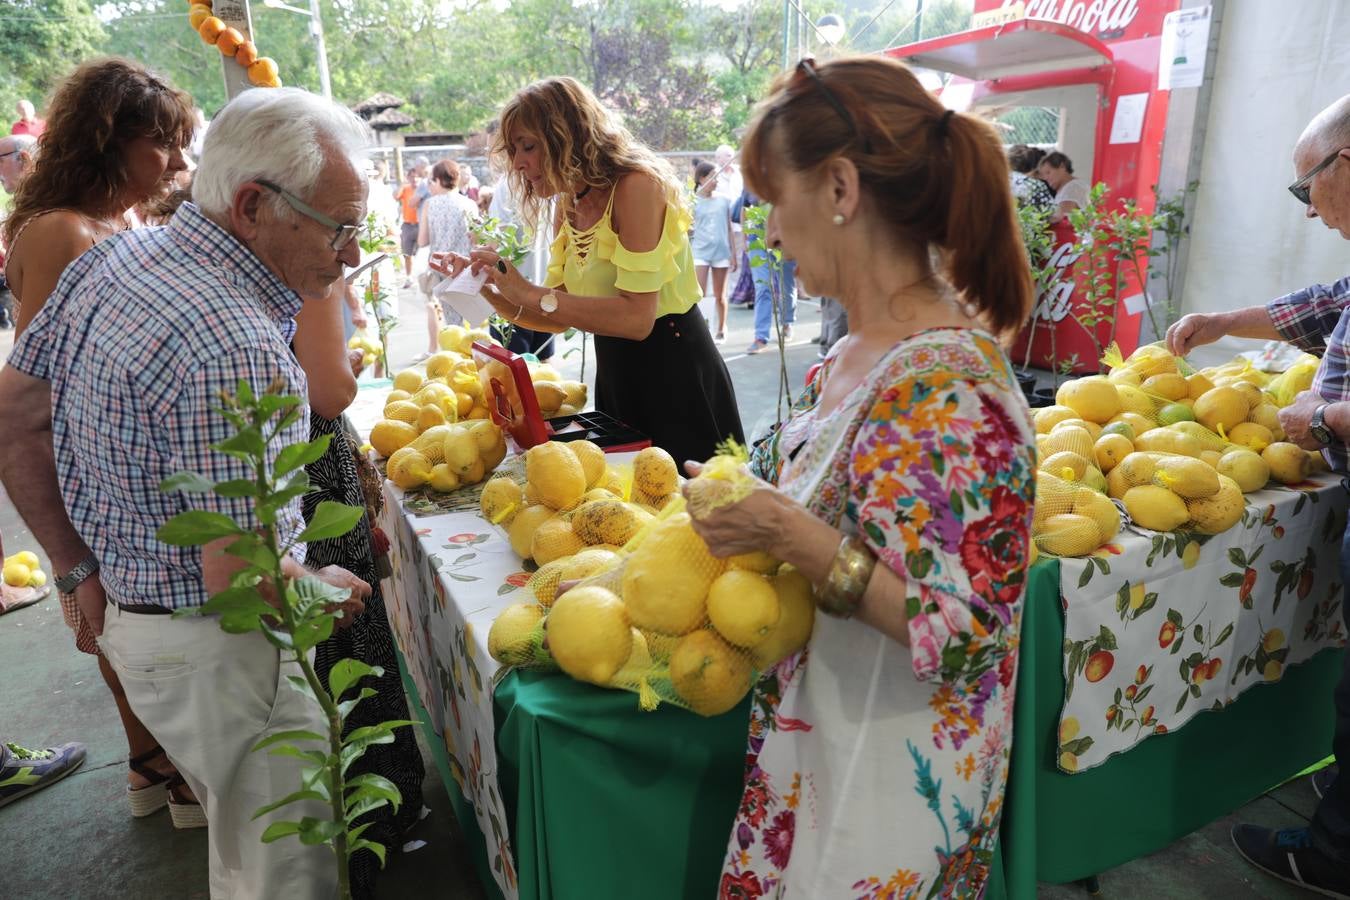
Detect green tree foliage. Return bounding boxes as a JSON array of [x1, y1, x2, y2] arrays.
[[5, 0, 978, 150]]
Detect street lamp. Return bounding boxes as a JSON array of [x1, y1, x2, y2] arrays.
[[261, 0, 332, 100], [815, 13, 846, 46]]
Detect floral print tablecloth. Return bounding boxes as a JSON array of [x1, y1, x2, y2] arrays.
[[1054, 474, 1348, 774], [378, 481, 527, 897]]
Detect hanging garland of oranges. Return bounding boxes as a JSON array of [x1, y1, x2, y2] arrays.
[[188, 0, 281, 88]]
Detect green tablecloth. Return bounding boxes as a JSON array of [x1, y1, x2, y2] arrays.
[[402, 560, 1341, 898]]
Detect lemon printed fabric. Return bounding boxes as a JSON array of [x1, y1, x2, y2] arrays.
[[721, 328, 1036, 899], [1053, 477, 1348, 775]]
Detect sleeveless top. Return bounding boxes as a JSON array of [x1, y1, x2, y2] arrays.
[[544, 186, 701, 319], [5, 208, 131, 320]]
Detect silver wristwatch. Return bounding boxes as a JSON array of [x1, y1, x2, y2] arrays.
[[1310, 404, 1335, 446], [54, 553, 100, 594]]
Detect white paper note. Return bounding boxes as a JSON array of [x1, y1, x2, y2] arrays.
[[432, 269, 494, 326], [1109, 93, 1148, 145]]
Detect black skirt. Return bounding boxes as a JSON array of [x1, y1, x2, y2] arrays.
[[595, 307, 744, 473]]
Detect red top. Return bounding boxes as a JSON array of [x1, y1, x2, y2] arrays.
[[11, 119, 44, 137]]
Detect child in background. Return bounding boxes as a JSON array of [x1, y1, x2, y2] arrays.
[[690, 161, 735, 342]]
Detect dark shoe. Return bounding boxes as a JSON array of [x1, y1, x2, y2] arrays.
[[745, 340, 768, 355], [810, 335, 823, 344], [1231, 825, 1350, 898], [127, 744, 172, 817], [1313, 765, 1339, 800], [0, 741, 86, 808]]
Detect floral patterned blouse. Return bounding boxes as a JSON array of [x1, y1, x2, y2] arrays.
[[719, 327, 1036, 899]]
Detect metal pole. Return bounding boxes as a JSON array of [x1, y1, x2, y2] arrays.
[[308, 0, 332, 100], [914, 0, 924, 42], [782, 0, 791, 68]]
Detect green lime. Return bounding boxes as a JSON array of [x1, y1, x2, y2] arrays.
[[1157, 403, 1196, 426], [1100, 421, 1136, 442]]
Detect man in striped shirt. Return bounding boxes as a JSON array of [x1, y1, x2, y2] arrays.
[[0, 88, 373, 897], [1168, 94, 1350, 899]]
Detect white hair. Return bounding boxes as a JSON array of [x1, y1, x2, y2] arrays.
[[194, 87, 371, 218], [1301, 94, 1350, 158], [715, 144, 736, 161], [4, 133, 37, 154]]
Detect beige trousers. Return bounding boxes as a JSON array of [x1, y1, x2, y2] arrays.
[[99, 608, 336, 899]]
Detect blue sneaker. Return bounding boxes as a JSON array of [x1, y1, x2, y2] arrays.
[[1232, 825, 1350, 899], [0, 741, 87, 808]]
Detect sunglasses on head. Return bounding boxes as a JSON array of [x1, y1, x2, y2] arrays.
[[789, 57, 872, 154], [1288, 148, 1346, 205]]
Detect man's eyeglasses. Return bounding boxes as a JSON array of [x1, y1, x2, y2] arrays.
[[0, 150, 23, 160], [789, 57, 872, 154], [256, 178, 365, 251], [1288, 148, 1346, 205]]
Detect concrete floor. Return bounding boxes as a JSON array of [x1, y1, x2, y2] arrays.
[[0, 280, 1336, 898]]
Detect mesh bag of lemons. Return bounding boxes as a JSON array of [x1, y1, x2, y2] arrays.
[[1032, 342, 1328, 556], [364, 330, 510, 493], [487, 442, 815, 716], [2, 550, 47, 590]]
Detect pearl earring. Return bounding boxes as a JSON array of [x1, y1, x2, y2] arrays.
[[832, 214, 846, 225]]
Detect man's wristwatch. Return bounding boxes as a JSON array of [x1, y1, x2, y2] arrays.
[[54, 553, 100, 594], [1310, 404, 1335, 446], [539, 291, 559, 315]]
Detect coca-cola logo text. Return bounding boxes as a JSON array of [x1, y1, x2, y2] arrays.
[[1002, 0, 1141, 36], [1032, 240, 1081, 324]]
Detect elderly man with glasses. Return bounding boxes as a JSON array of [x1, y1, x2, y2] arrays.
[[0, 133, 37, 328], [1167, 94, 1350, 899], [0, 87, 374, 898]]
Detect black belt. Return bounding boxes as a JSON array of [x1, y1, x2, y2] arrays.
[[114, 602, 174, 615]]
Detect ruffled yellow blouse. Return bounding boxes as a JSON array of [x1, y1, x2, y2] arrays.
[[545, 189, 701, 319]]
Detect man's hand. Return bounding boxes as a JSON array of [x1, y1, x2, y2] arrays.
[[1279, 390, 1327, 450], [73, 577, 108, 637], [312, 564, 370, 628], [1165, 313, 1229, 357]]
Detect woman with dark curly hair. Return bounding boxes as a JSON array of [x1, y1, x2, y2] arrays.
[[4, 57, 193, 335], [2, 56, 201, 828]]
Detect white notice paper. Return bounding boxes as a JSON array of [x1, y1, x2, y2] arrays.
[[1159, 6, 1212, 90], [1109, 93, 1148, 145], [432, 268, 494, 326]]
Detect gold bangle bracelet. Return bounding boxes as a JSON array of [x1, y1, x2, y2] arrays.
[[816, 534, 876, 618]]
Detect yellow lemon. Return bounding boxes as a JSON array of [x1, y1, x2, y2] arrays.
[[508, 505, 557, 560], [1141, 373, 1189, 401], [1034, 405, 1079, 434], [1151, 456, 1220, 498], [2, 561, 32, 587], [1036, 513, 1102, 557], [1227, 422, 1274, 452], [559, 547, 622, 583], [1185, 475, 1245, 534], [1262, 442, 1312, 485], [392, 368, 425, 393], [1122, 485, 1189, 532], [14, 550, 41, 569], [386, 447, 433, 489], [571, 499, 643, 546], [752, 567, 815, 669], [1114, 385, 1157, 418], [481, 477, 524, 525], [568, 439, 608, 488], [532, 519, 584, 566], [707, 570, 781, 648], [1248, 403, 1285, 441], [669, 629, 752, 716], [727, 551, 780, 574], [1056, 377, 1122, 424], [633, 446, 679, 497], [1108, 411, 1155, 436], [526, 442, 588, 510], [1093, 434, 1134, 473], [1193, 386, 1250, 434], [621, 512, 723, 634], [487, 602, 544, 666], [427, 463, 461, 493], [547, 586, 632, 685], [1041, 450, 1091, 482]]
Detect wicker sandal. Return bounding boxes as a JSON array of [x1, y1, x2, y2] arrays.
[[127, 746, 171, 817], [167, 773, 207, 830]]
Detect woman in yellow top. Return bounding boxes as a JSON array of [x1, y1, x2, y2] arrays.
[[432, 76, 743, 469]]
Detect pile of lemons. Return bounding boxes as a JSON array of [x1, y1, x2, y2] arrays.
[[2, 551, 47, 590], [488, 445, 815, 716], [1032, 344, 1327, 556]]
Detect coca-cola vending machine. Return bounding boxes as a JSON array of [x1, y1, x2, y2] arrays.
[[887, 0, 1182, 374]]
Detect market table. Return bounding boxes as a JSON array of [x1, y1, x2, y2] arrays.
[[358, 386, 1346, 898]]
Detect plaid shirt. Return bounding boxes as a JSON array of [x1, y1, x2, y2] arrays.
[[1268, 275, 1350, 472], [7, 202, 309, 609]]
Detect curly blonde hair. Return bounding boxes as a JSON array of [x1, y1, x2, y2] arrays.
[[4, 57, 195, 247], [490, 77, 685, 231]]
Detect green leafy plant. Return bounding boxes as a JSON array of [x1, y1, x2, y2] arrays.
[[358, 213, 398, 376], [469, 216, 533, 351], [743, 204, 794, 423], [156, 378, 414, 900]]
